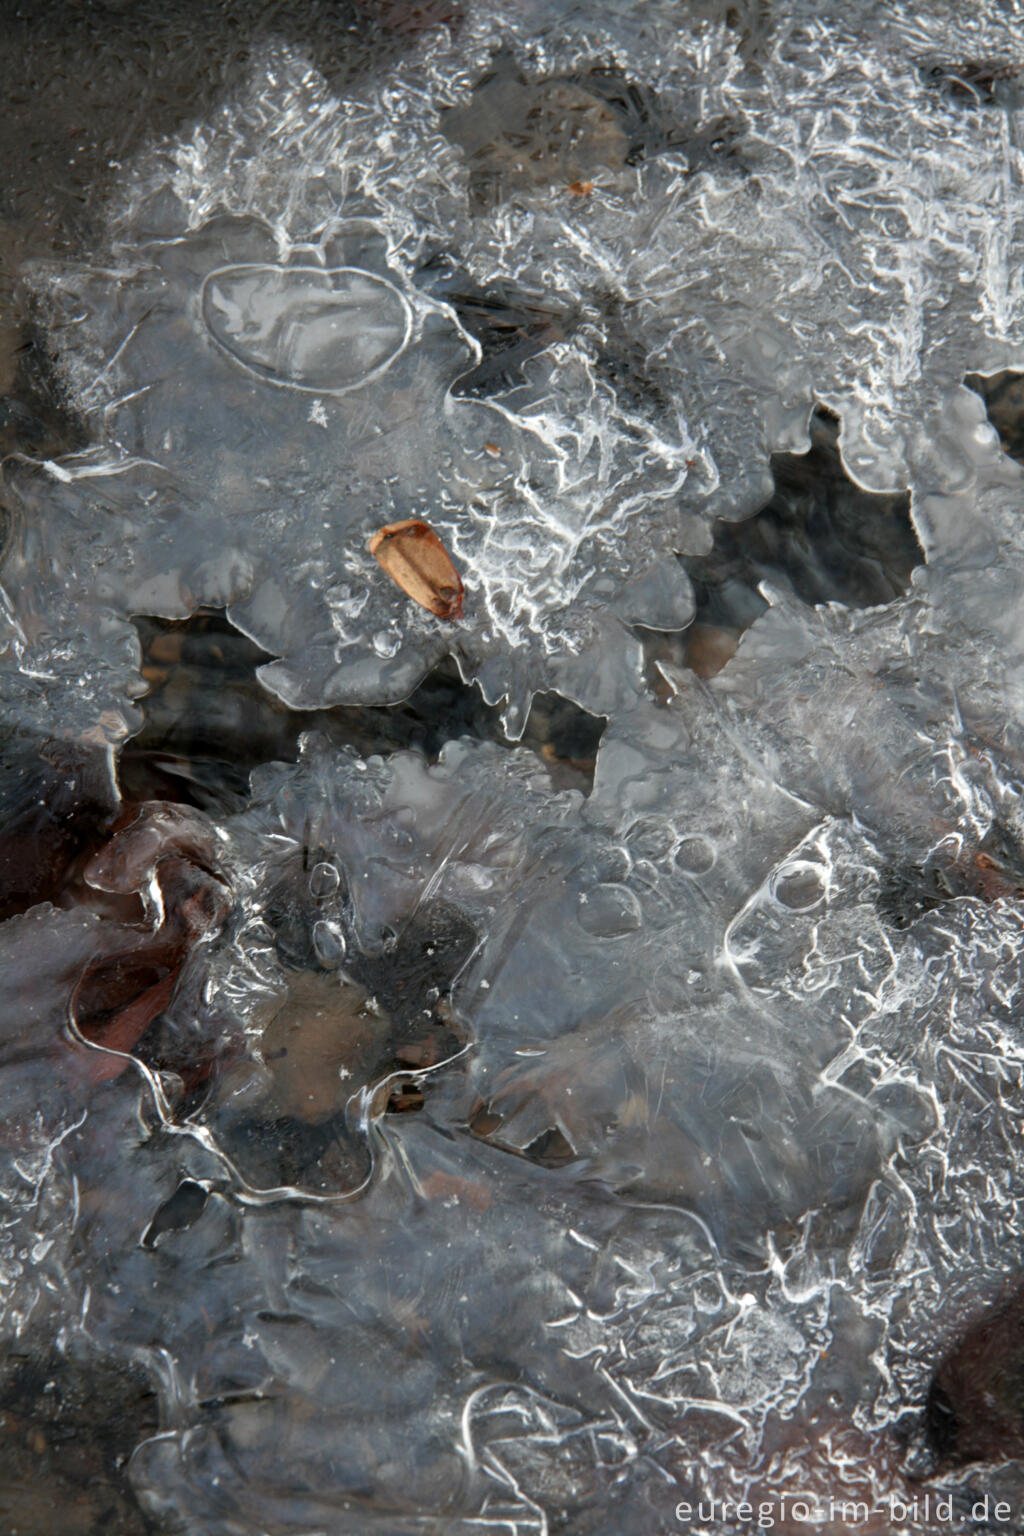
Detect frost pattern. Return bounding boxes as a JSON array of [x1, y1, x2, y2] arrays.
[[5, 0, 1024, 1532], [8, 0, 1024, 741]]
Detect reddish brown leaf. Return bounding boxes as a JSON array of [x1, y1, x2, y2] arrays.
[[369, 519, 464, 620]]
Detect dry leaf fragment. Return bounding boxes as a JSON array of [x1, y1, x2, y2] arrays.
[[368, 518, 464, 620]]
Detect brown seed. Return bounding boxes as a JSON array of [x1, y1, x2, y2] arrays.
[[567, 179, 593, 196], [368, 518, 464, 620]]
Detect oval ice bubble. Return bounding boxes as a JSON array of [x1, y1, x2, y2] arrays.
[[309, 861, 340, 899], [772, 863, 826, 911], [576, 883, 643, 937], [674, 835, 716, 876], [201, 264, 412, 391]]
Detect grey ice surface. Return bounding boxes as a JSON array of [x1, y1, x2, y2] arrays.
[[7, 0, 1024, 1532]]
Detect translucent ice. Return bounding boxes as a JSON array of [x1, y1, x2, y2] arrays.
[[7, 0, 1024, 1532]]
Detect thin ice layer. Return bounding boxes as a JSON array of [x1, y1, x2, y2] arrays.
[[12, 0, 1024, 745], [125, 589, 1024, 1523], [5, 0, 1024, 1531], [9, 540, 1024, 1525], [5, 616, 1024, 1531]]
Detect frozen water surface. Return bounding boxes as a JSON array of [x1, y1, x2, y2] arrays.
[[7, 0, 1024, 1531]]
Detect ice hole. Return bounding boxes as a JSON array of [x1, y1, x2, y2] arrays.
[[642, 407, 924, 684]]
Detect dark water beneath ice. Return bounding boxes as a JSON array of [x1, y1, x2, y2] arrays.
[[6, 3, 1024, 1533]]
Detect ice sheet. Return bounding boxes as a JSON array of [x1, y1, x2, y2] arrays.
[[6, 1, 1024, 1532]]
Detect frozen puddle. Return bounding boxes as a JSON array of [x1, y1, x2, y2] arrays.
[[4, 2, 1024, 1532]]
